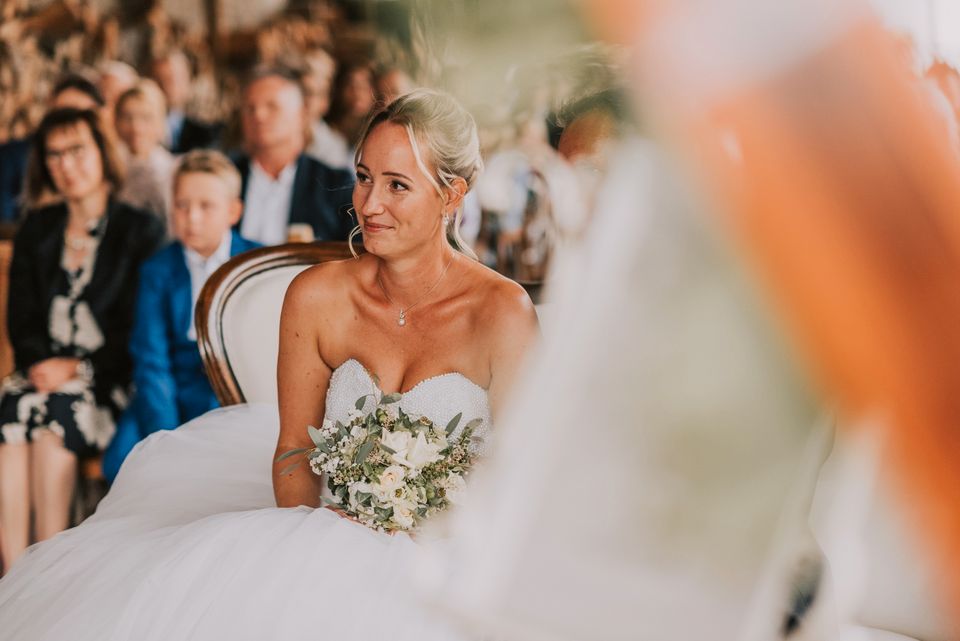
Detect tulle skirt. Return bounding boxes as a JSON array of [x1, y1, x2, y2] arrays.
[[0, 404, 464, 641]]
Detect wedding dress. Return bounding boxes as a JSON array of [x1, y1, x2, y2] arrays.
[[0, 358, 490, 641]]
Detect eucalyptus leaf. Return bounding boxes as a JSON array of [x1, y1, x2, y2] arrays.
[[308, 425, 324, 446], [464, 418, 483, 431], [445, 412, 463, 436], [380, 444, 396, 455], [355, 396, 367, 411], [355, 439, 375, 464], [275, 447, 308, 463], [380, 392, 402, 405], [279, 462, 301, 476]]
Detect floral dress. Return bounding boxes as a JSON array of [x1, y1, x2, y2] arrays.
[[0, 216, 125, 458]]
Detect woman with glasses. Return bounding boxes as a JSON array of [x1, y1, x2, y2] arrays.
[[0, 108, 165, 570]]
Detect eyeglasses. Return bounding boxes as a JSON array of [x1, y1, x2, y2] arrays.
[[45, 143, 93, 166]]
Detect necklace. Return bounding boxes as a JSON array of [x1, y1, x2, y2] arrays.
[[64, 234, 95, 251], [376, 255, 455, 327]]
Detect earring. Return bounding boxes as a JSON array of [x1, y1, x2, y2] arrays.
[[442, 214, 451, 226]]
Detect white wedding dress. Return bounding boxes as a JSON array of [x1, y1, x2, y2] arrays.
[[0, 358, 492, 641]]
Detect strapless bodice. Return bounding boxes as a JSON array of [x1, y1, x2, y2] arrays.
[[324, 359, 492, 454]]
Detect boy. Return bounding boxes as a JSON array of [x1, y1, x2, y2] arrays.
[[103, 150, 261, 480]]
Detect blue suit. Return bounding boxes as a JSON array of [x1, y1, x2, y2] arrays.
[[103, 232, 261, 480]]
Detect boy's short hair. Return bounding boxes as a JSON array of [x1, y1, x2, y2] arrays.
[[174, 149, 242, 199]]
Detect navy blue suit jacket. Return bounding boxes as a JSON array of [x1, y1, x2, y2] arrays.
[[234, 153, 355, 242], [130, 231, 260, 431], [103, 231, 260, 481]]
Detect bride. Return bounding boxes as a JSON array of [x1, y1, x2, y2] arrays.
[[0, 88, 539, 640]]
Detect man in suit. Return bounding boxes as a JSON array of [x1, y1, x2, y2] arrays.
[[234, 66, 355, 245], [102, 151, 260, 481], [151, 50, 222, 153]]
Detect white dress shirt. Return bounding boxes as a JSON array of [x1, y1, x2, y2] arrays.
[[184, 231, 232, 340], [240, 160, 297, 246]]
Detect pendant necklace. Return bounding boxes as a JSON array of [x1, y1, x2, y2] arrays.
[[376, 255, 455, 327]]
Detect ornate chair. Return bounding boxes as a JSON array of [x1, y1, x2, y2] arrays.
[[196, 242, 544, 406], [195, 242, 355, 406]]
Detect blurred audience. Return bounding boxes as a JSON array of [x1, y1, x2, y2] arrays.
[[235, 66, 354, 245], [150, 49, 221, 153], [374, 65, 415, 106], [0, 72, 107, 221], [103, 150, 260, 481], [303, 49, 353, 170], [327, 63, 376, 160], [96, 60, 138, 135], [0, 107, 164, 567], [114, 80, 177, 232]]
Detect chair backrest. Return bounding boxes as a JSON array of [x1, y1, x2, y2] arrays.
[[196, 242, 355, 406], [196, 242, 545, 406]]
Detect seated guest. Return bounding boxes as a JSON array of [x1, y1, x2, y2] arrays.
[[234, 66, 354, 245], [151, 49, 222, 153], [326, 63, 377, 161], [0, 108, 165, 567], [96, 60, 138, 137], [0, 73, 107, 221], [374, 65, 415, 106], [302, 49, 353, 171], [114, 80, 176, 232], [102, 150, 260, 481]]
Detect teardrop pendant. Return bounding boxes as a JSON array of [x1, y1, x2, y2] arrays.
[[398, 310, 406, 327]]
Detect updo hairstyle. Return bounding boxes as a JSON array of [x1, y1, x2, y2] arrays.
[[350, 88, 483, 258]]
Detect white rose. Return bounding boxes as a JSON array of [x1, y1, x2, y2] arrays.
[[403, 432, 443, 469], [393, 505, 415, 529], [378, 465, 406, 491], [443, 473, 467, 504], [380, 430, 412, 456]]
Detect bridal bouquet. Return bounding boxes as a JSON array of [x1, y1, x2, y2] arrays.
[[278, 392, 481, 533]]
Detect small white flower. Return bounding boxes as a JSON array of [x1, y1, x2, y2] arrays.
[[321, 456, 342, 475], [347, 408, 365, 423], [320, 419, 336, 436]]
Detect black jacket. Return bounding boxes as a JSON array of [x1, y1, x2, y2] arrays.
[[234, 153, 355, 242], [173, 117, 223, 154], [7, 200, 166, 401]]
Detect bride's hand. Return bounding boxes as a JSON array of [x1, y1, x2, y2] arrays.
[[322, 504, 364, 526], [322, 506, 402, 536]]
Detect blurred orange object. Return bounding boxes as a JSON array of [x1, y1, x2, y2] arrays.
[[586, 0, 960, 620]]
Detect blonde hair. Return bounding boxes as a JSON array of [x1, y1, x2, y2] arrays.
[[173, 149, 242, 199], [350, 88, 483, 258]]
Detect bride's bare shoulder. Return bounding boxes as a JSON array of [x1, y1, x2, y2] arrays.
[[283, 254, 373, 308], [466, 259, 538, 329]]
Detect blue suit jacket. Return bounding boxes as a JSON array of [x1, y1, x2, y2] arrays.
[[103, 231, 260, 480]]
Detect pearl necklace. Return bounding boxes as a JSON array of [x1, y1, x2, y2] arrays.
[[376, 255, 455, 327]]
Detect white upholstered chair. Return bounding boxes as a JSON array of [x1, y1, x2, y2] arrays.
[[196, 242, 544, 406]]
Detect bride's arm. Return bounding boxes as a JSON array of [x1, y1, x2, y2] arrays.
[[487, 281, 541, 419], [274, 271, 331, 508]]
